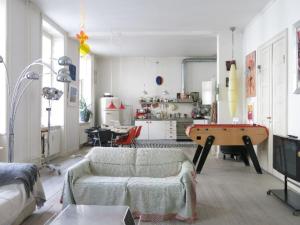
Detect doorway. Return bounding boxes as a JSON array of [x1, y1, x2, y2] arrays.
[[257, 30, 288, 173]]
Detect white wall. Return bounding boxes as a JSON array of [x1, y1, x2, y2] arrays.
[[243, 0, 300, 137], [95, 56, 216, 123], [0, 0, 82, 162], [243, 0, 300, 190], [5, 0, 42, 162], [63, 38, 80, 154], [217, 30, 244, 123]]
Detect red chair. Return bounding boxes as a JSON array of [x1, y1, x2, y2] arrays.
[[115, 127, 137, 147], [133, 126, 142, 146], [135, 126, 142, 139]]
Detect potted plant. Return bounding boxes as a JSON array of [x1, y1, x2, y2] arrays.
[[79, 98, 92, 122]]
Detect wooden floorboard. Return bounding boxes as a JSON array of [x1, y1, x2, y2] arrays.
[[21, 147, 300, 225]]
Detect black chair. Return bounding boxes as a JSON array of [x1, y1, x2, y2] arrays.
[[98, 129, 113, 147], [85, 127, 100, 146]]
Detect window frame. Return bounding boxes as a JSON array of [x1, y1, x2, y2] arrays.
[[0, 0, 7, 135]]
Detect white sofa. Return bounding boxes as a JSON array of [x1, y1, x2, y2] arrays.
[[63, 147, 197, 222], [0, 178, 44, 225]]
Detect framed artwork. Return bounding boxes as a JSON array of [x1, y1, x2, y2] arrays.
[[155, 76, 163, 85], [296, 22, 300, 91], [69, 64, 77, 81], [68, 84, 78, 106], [246, 51, 256, 97]]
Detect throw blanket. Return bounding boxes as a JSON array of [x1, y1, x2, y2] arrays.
[[0, 163, 39, 198]]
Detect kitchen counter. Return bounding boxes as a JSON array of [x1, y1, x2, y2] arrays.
[[135, 118, 193, 121], [135, 118, 209, 140]]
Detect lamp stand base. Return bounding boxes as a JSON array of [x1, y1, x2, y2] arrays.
[[39, 154, 61, 175]]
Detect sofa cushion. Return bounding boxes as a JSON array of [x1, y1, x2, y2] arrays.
[[73, 175, 129, 205], [85, 147, 136, 177], [127, 176, 184, 214], [135, 148, 187, 177]]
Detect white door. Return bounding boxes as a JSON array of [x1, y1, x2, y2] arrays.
[[134, 121, 149, 140], [272, 36, 287, 136], [257, 31, 288, 173], [148, 121, 166, 140], [257, 45, 273, 171]]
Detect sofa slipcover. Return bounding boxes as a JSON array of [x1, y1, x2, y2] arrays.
[[62, 147, 197, 222]]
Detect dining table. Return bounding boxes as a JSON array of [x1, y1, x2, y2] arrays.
[[99, 125, 135, 146]]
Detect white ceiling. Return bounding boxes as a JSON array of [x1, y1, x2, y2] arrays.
[[32, 0, 272, 57]]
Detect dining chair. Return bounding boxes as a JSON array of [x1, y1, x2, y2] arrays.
[[133, 126, 142, 146], [115, 127, 137, 147]]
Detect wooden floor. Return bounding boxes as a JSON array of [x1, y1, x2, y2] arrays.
[[21, 147, 300, 225]]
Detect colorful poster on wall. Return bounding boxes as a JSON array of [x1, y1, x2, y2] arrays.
[[297, 29, 300, 87], [247, 104, 254, 124], [246, 51, 256, 97]]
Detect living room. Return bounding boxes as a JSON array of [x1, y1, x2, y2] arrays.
[[0, 0, 300, 225]]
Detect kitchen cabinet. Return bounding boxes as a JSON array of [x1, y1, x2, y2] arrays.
[[148, 121, 166, 139], [134, 121, 149, 140], [193, 119, 209, 125], [165, 120, 177, 140], [135, 120, 177, 140]]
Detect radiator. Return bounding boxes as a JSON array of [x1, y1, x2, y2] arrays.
[[80, 123, 91, 145], [42, 127, 61, 156]]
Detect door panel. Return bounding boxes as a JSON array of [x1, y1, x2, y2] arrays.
[[257, 32, 287, 173], [272, 37, 287, 136], [257, 45, 272, 171]]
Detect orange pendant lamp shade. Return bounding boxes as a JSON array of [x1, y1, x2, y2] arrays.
[[119, 102, 125, 110], [107, 101, 117, 110]]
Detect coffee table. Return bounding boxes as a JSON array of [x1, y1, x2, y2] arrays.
[[47, 205, 136, 225]]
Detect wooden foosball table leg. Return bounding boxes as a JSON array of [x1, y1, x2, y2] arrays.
[[242, 135, 263, 174], [196, 135, 215, 174], [193, 145, 203, 165]]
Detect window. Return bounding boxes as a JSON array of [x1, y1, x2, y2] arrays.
[[0, 0, 7, 134], [79, 55, 92, 121], [41, 20, 64, 127]]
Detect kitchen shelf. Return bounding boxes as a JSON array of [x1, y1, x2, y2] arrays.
[[140, 101, 195, 104]]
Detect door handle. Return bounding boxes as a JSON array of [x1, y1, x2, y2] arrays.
[[266, 116, 272, 120]]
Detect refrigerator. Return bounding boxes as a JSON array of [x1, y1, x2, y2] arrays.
[[100, 97, 120, 126]]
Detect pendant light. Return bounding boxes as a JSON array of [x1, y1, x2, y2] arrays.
[[142, 57, 148, 95], [119, 102, 125, 110], [142, 83, 148, 95], [228, 26, 238, 118], [107, 101, 117, 109]]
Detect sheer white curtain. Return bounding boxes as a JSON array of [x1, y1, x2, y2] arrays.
[[79, 55, 92, 109], [41, 27, 65, 127], [0, 0, 7, 134]]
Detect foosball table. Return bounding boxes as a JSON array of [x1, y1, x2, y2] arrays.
[[186, 124, 269, 174]]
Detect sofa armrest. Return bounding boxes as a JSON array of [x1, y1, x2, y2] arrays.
[[62, 159, 91, 207], [67, 159, 91, 182], [178, 161, 196, 183]]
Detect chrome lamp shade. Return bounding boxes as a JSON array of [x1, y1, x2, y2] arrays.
[[57, 68, 72, 83], [58, 56, 72, 66], [42, 87, 63, 100]]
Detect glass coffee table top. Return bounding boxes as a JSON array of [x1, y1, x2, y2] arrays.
[[47, 205, 136, 225]]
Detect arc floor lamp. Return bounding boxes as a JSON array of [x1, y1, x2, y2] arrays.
[[0, 55, 72, 162]]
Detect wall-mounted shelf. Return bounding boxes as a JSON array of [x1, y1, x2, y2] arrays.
[[140, 101, 196, 104]]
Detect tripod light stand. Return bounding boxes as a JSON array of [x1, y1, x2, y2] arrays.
[[41, 87, 63, 175]]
